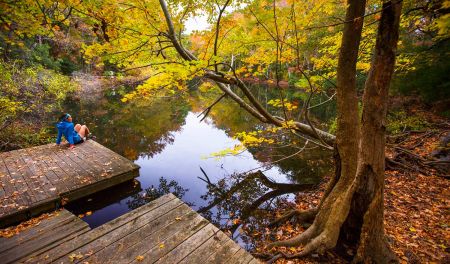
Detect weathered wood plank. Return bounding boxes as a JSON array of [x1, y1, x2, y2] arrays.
[[2, 152, 34, 207], [124, 214, 209, 264], [0, 210, 73, 254], [1, 195, 260, 264], [204, 234, 242, 263], [80, 202, 195, 264], [30, 193, 177, 263], [24, 149, 66, 194], [155, 223, 219, 264], [56, 198, 186, 263], [17, 149, 54, 203], [88, 141, 137, 168], [0, 141, 140, 227], [0, 209, 90, 264], [178, 228, 233, 264]]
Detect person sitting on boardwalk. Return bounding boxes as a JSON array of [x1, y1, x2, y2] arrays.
[[56, 113, 90, 149]]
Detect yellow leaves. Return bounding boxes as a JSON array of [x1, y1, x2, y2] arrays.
[[135, 255, 144, 261], [85, 211, 92, 216], [68, 253, 83, 262], [175, 217, 182, 221], [268, 99, 298, 111], [435, 13, 450, 38], [198, 81, 214, 92], [210, 144, 246, 159], [159, 243, 165, 248], [356, 61, 371, 72]]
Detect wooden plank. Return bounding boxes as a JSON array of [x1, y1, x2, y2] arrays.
[[30, 194, 177, 263], [64, 148, 100, 182], [44, 149, 81, 190], [0, 209, 73, 254], [1, 195, 259, 264], [84, 141, 138, 172], [70, 147, 105, 178], [55, 198, 186, 263], [19, 224, 90, 264], [78, 143, 121, 179], [1, 152, 34, 207], [38, 150, 72, 193], [17, 148, 54, 203], [155, 223, 219, 264], [125, 214, 209, 264], [25, 149, 67, 195], [204, 236, 242, 263], [88, 141, 137, 168], [52, 148, 96, 188], [0, 215, 89, 264], [248, 258, 261, 264], [0, 157, 17, 199], [80, 202, 195, 264], [15, 149, 47, 203], [0, 141, 140, 229], [178, 228, 232, 264]]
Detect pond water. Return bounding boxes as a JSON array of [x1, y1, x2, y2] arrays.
[[60, 85, 334, 244]]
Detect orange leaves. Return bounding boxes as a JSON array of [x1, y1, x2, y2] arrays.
[[0, 211, 58, 238], [78, 211, 92, 218]]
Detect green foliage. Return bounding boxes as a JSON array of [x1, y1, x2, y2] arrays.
[[0, 59, 78, 150], [392, 44, 450, 103], [31, 44, 62, 71], [387, 110, 429, 134], [60, 57, 79, 75], [328, 117, 337, 134]]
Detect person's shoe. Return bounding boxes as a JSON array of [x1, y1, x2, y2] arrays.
[[86, 134, 96, 140]]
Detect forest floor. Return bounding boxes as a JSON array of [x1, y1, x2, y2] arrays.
[[250, 106, 449, 263]]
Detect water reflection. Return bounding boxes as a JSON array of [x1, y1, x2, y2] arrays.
[[62, 85, 333, 232], [127, 177, 192, 210]]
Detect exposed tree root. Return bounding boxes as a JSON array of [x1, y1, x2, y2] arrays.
[[268, 208, 317, 227]]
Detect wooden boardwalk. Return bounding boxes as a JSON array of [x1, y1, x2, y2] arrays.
[[0, 140, 140, 227], [1, 194, 259, 264], [0, 209, 91, 264]]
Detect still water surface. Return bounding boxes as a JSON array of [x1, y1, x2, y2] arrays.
[[62, 87, 333, 235]]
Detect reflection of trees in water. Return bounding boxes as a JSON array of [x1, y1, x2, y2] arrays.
[[126, 177, 193, 210], [192, 88, 333, 185], [198, 169, 315, 241], [64, 91, 190, 161], [247, 141, 332, 185]]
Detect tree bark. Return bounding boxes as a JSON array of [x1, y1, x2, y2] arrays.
[[348, 1, 402, 262], [268, 0, 366, 254], [269, 1, 402, 262]]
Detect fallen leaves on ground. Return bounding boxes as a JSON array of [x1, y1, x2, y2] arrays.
[[135, 255, 144, 261], [68, 253, 83, 262], [248, 126, 449, 263], [0, 210, 60, 238]]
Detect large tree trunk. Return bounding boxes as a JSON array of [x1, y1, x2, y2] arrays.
[[268, 0, 366, 254], [268, 1, 402, 262], [347, 1, 402, 262]]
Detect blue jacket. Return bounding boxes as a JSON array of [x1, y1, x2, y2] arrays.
[[56, 121, 81, 145]]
